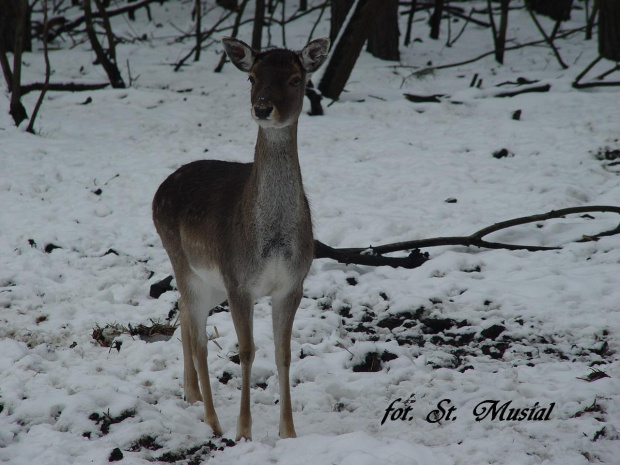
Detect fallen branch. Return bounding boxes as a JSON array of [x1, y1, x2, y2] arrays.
[[404, 93, 446, 103], [572, 56, 620, 89], [314, 206, 620, 268], [494, 83, 550, 97], [20, 81, 109, 95]]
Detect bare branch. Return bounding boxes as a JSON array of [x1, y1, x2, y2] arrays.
[[47, 0, 166, 41], [314, 206, 620, 268]]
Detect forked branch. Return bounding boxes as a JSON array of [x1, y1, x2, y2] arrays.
[[314, 206, 620, 269]]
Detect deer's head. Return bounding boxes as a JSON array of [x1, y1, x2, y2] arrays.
[[222, 37, 330, 128]]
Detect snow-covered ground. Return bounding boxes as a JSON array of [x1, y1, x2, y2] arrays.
[[1, 1, 619, 463]]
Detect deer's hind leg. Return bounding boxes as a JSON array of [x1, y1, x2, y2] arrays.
[[179, 295, 201, 404]]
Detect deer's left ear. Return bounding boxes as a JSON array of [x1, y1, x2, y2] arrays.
[[299, 38, 330, 73], [221, 37, 256, 72]]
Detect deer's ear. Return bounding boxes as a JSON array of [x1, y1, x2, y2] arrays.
[[221, 37, 256, 72], [299, 38, 330, 73]]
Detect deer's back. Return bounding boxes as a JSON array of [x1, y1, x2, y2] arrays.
[[153, 160, 253, 265]]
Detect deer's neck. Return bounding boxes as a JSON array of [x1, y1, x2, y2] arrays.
[[248, 123, 306, 257]]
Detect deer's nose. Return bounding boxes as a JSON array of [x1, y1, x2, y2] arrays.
[[253, 98, 273, 119]]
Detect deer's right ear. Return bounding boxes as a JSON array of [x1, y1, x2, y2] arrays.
[[221, 37, 256, 72]]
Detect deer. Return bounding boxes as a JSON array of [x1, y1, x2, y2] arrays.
[[152, 36, 330, 441]]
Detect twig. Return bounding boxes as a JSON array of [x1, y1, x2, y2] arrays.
[[48, 0, 167, 41], [527, 9, 568, 69], [174, 9, 234, 72], [27, 0, 51, 134], [494, 83, 550, 98], [269, 2, 330, 26], [314, 206, 620, 268], [446, 6, 476, 47]]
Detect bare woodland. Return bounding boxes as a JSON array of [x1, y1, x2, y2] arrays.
[[2, 0, 620, 267]]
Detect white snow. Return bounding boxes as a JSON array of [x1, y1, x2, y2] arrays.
[[1, 1, 620, 464]]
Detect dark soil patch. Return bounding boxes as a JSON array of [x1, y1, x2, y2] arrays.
[[109, 448, 123, 462], [150, 275, 174, 299], [89, 409, 136, 435], [157, 439, 235, 464], [352, 350, 398, 372], [480, 324, 506, 340], [129, 435, 163, 451], [218, 371, 233, 385]]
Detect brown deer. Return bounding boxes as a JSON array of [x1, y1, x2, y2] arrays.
[[152, 37, 330, 441]]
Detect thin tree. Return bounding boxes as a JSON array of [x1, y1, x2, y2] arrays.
[[8, 0, 29, 126], [252, 0, 266, 50], [83, 0, 125, 88], [195, 0, 202, 61], [27, 0, 52, 134], [487, 0, 510, 64]]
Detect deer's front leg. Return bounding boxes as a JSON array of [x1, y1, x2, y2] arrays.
[[271, 288, 302, 439], [229, 292, 255, 441]]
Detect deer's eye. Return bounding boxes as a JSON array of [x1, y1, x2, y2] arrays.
[[248, 76, 256, 85], [290, 77, 302, 87]]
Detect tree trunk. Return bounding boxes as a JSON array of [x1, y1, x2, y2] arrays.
[[0, 0, 32, 53], [526, 0, 573, 22], [488, 0, 510, 64], [329, 0, 355, 43], [403, 0, 418, 46], [429, 0, 443, 40], [319, 0, 382, 100], [194, 0, 202, 61], [252, 0, 266, 50], [367, 0, 400, 61], [598, 0, 620, 61]]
